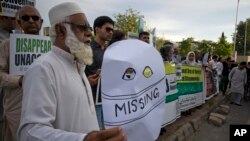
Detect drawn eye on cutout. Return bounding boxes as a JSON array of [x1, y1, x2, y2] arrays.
[[122, 68, 136, 80], [143, 66, 153, 78]]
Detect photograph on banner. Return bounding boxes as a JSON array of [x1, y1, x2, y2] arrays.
[[101, 40, 167, 141], [176, 63, 182, 80], [177, 65, 204, 111], [0, 0, 36, 17], [9, 34, 52, 75], [161, 62, 180, 127], [202, 52, 209, 65], [205, 67, 219, 100]]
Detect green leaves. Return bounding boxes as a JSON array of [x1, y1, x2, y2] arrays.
[[235, 19, 250, 55], [114, 8, 144, 33]]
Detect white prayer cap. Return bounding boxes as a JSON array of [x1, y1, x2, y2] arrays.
[[49, 2, 83, 25]]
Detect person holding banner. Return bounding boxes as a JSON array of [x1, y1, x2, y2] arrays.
[[194, 50, 202, 66], [0, 5, 43, 141], [159, 43, 174, 134], [182, 51, 198, 66], [160, 43, 173, 62], [0, 14, 16, 141], [18, 2, 126, 141], [181, 51, 199, 116], [171, 44, 181, 63]]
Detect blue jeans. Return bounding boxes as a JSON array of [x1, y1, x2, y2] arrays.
[[95, 105, 104, 130]]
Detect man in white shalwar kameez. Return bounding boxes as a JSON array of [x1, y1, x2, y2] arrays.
[[229, 61, 247, 106], [18, 2, 126, 141], [0, 6, 43, 141]]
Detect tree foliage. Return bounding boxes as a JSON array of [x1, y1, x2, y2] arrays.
[[113, 8, 144, 33], [213, 32, 232, 57], [197, 33, 232, 58], [235, 18, 250, 55], [197, 40, 215, 55], [155, 37, 166, 51], [179, 37, 195, 57], [179, 34, 232, 59], [113, 8, 235, 58]]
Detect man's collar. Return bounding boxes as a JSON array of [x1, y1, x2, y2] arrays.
[[52, 45, 75, 63], [91, 40, 101, 48], [91, 40, 106, 50]]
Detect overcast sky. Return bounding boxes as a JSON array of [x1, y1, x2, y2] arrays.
[[36, 0, 250, 42]]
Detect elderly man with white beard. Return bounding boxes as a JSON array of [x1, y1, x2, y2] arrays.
[[18, 2, 127, 141]]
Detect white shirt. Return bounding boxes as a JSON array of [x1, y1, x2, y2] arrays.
[[229, 67, 247, 94], [18, 46, 99, 141], [171, 54, 181, 63], [209, 60, 217, 70], [216, 62, 223, 76], [0, 28, 10, 44]]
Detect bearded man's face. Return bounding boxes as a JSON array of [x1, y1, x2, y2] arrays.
[[64, 24, 93, 65]]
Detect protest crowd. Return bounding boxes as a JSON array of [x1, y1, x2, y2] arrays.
[[0, 1, 250, 141]]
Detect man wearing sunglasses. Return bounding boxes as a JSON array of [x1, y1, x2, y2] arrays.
[[0, 5, 43, 141], [17, 6, 43, 35], [18, 2, 126, 141], [85, 16, 115, 130]]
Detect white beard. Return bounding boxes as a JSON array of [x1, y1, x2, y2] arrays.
[[65, 25, 93, 65]]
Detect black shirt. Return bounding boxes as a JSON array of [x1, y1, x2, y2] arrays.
[[85, 40, 105, 103], [222, 61, 232, 77], [246, 67, 250, 83]]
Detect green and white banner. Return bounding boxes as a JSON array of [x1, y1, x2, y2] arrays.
[[177, 65, 205, 111], [162, 62, 180, 127], [9, 34, 52, 75]]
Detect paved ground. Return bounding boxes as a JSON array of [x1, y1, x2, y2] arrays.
[[157, 93, 227, 141], [188, 97, 250, 141]]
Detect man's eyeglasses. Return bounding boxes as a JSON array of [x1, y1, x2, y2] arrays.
[[64, 22, 93, 31], [105, 27, 114, 33], [21, 15, 40, 21]]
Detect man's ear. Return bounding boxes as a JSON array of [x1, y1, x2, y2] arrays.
[[94, 26, 99, 34], [55, 23, 66, 39], [17, 20, 23, 29], [17, 20, 21, 26]]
